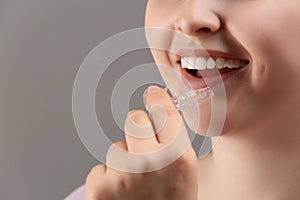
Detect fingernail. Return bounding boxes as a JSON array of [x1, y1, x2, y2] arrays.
[[147, 86, 162, 95]]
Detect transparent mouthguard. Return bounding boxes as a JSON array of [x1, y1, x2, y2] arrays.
[[170, 87, 214, 111], [143, 87, 214, 112]]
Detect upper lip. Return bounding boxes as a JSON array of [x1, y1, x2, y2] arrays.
[[176, 49, 250, 63]]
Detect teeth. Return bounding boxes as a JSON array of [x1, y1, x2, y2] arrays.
[[224, 59, 240, 69], [181, 57, 188, 68], [189, 57, 197, 69], [216, 58, 225, 69], [195, 57, 206, 70], [206, 58, 215, 69], [181, 57, 247, 70], [181, 57, 194, 69], [184, 58, 193, 69]]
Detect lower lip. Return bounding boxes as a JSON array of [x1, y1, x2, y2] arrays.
[[180, 66, 247, 90]]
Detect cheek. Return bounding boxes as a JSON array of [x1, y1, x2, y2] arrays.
[[145, 1, 179, 28], [150, 50, 170, 67], [144, 3, 155, 28], [226, 3, 300, 63], [227, 3, 300, 83], [224, 2, 300, 123]]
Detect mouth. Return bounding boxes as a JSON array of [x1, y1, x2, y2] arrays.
[[176, 49, 250, 89]]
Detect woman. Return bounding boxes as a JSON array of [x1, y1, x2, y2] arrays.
[[69, 1, 300, 199]]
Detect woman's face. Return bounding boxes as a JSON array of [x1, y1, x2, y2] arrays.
[[145, 0, 300, 135]]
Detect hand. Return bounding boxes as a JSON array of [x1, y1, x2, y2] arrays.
[[85, 86, 199, 200]]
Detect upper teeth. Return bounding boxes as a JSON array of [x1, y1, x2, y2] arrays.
[[181, 57, 248, 70]]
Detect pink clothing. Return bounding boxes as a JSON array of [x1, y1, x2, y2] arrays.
[[64, 185, 85, 200]]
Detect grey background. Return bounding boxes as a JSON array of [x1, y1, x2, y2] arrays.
[[0, 1, 208, 200], [0, 1, 148, 200]]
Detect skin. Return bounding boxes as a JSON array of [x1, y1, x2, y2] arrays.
[[86, 87, 199, 200], [86, 0, 300, 199]]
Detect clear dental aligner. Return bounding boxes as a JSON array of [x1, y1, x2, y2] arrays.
[[170, 87, 214, 111], [143, 87, 214, 113]]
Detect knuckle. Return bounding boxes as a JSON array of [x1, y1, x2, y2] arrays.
[[91, 164, 106, 173], [85, 165, 109, 200], [113, 141, 127, 150], [86, 164, 105, 182], [107, 141, 126, 153], [176, 154, 195, 169], [106, 141, 128, 165], [140, 156, 153, 170], [138, 154, 160, 172], [115, 176, 128, 190], [85, 174, 94, 187]]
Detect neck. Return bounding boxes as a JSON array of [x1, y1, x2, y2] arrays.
[[198, 116, 300, 199]]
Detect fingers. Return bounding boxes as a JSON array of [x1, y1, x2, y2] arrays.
[[85, 164, 106, 199], [113, 140, 128, 151], [107, 85, 190, 173], [98, 86, 192, 175], [145, 86, 188, 144], [124, 110, 159, 153], [90, 164, 106, 174], [107, 109, 168, 173]]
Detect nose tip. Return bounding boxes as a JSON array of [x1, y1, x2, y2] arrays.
[[174, 3, 221, 36], [176, 18, 220, 35]]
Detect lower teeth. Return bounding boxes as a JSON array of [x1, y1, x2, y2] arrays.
[[187, 67, 242, 78]]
